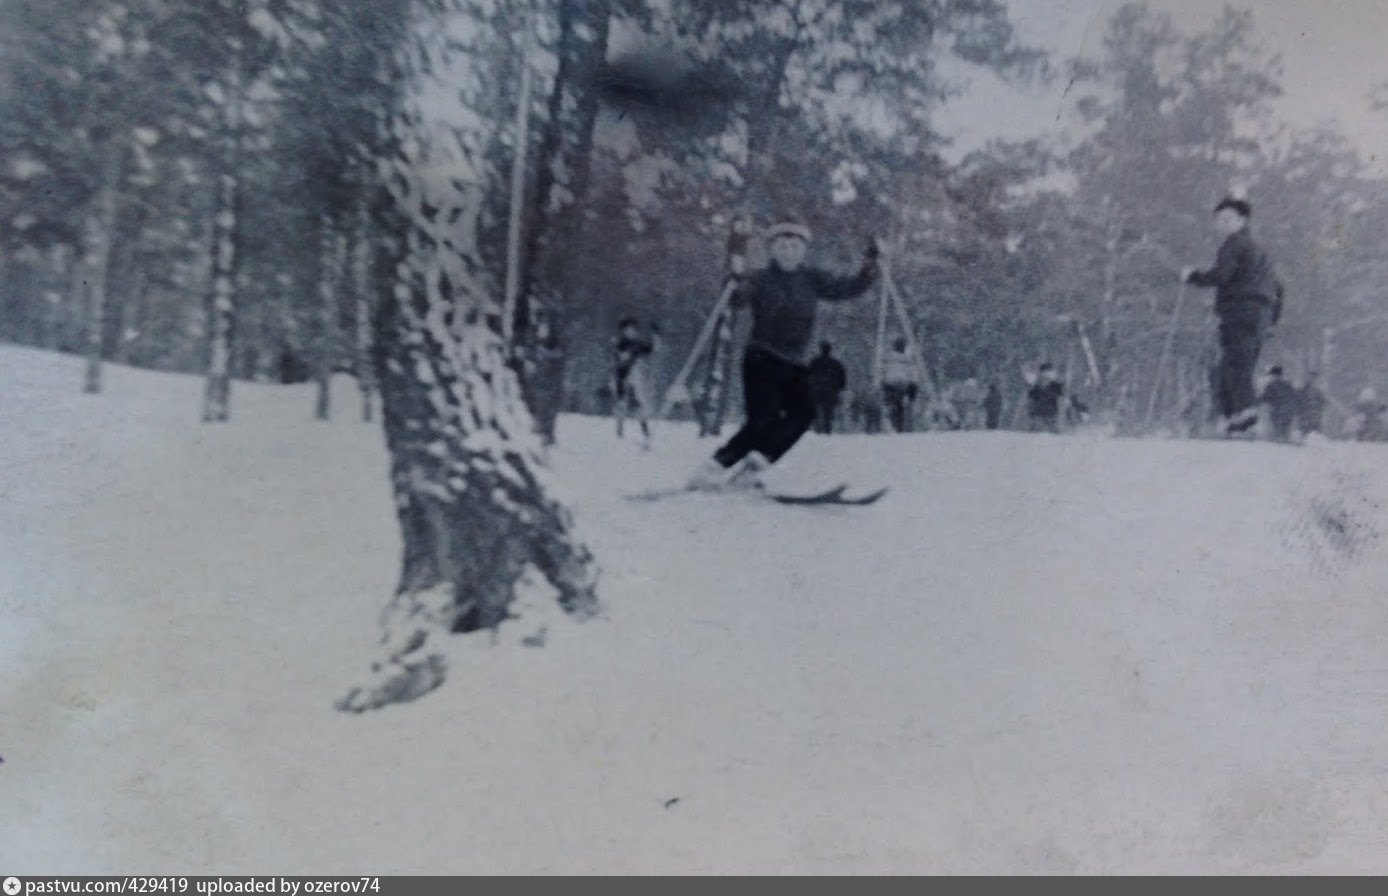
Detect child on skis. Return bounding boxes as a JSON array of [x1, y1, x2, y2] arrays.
[[686, 218, 880, 489], [613, 317, 659, 448]]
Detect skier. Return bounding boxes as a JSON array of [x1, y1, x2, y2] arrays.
[[807, 341, 848, 434], [686, 218, 879, 489], [850, 387, 883, 434], [528, 330, 566, 447], [1024, 362, 1065, 433], [1065, 393, 1091, 428], [1181, 194, 1285, 435], [880, 337, 922, 433], [951, 377, 986, 430], [1259, 365, 1298, 443], [1297, 370, 1326, 438], [983, 381, 1004, 430], [1353, 386, 1387, 442], [613, 317, 659, 448]]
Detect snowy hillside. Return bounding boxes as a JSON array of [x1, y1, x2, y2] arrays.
[[3, 344, 1388, 873]]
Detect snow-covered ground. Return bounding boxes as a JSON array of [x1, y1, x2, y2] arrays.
[[2, 343, 1387, 874]]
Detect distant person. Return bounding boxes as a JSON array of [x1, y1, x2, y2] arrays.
[[952, 377, 986, 430], [278, 343, 310, 384], [1297, 370, 1326, 437], [1353, 386, 1387, 442], [983, 381, 1004, 430], [1024, 362, 1065, 433], [850, 388, 883, 434], [1259, 366, 1298, 443], [1182, 192, 1285, 435], [613, 317, 659, 448], [1065, 393, 1090, 428], [806, 341, 848, 434], [528, 330, 566, 447], [880, 337, 922, 433]]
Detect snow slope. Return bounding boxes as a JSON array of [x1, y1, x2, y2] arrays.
[[2, 344, 1387, 874]]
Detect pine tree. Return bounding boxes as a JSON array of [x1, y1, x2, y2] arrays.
[[337, 0, 599, 713]]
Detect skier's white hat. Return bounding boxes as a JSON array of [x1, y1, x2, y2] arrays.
[[765, 221, 811, 243]]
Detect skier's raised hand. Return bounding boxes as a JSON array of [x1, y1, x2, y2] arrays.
[[866, 237, 883, 261]]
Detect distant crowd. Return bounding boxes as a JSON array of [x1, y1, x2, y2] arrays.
[[598, 319, 1387, 447]]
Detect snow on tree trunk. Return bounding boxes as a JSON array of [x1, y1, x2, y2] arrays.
[[202, 21, 245, 424], [81, 151, 122, 395], [337, 1, 599, 714]]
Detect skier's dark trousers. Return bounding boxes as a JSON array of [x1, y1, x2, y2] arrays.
[[1184, 196, 1284, 429], [715, 346, 818, 465]]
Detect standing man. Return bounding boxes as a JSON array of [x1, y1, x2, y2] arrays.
[[1182, 194, 1285, 435], [686, 218, 879, 489], [807, 341, 848, 434]]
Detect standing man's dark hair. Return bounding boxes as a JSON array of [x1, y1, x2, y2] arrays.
[[1182, 191, 1285, 435], [686, 217, 879, 488]]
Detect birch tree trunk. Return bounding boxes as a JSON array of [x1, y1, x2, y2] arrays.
[[81, 150, 123, 395], [314, 219, 346, 421], [337, 0, 599, 714], [201, 8, 246, 423]]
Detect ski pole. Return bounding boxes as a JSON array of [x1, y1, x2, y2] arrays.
[[659, 278, 735, 418], [1146, 279, 1188, 427]]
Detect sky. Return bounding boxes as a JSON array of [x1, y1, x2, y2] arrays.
[[935, 0, 1388, 173]]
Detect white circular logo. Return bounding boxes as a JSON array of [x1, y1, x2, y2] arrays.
[[3, 877, 21, 896]]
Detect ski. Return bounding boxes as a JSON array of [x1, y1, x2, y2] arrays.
[[624, 482, 887, 506], [771, 484, 889, 506], [767, 483, 848, 504]]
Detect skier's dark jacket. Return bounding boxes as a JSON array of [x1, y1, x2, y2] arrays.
[[1186, 227, 1285, 327], [732, 258, 877, 364]]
